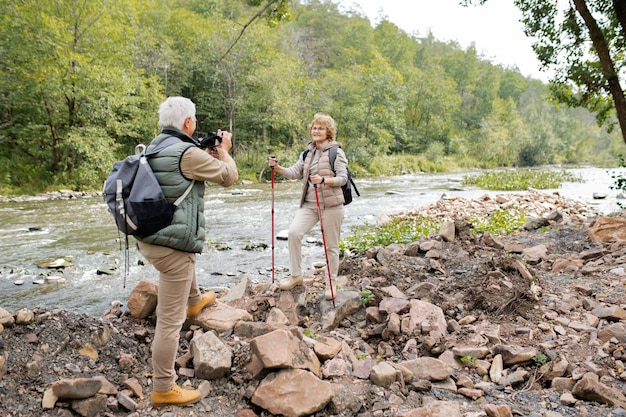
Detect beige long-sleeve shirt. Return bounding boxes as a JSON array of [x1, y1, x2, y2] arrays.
[[180, 147, 238, 187]]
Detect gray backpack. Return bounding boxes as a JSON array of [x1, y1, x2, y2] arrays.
[[103, 136, 194, 237], [103, 135, 194, 286]]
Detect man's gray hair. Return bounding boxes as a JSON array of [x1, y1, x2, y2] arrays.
[[158, 97, 196, 130]]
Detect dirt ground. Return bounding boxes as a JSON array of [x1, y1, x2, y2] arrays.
[[2, 194, 626, 416]]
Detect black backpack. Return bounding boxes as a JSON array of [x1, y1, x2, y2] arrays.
[[302, 146, 360, 205]]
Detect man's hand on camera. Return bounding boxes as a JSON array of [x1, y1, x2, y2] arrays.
[[216, 130, 232, 151]]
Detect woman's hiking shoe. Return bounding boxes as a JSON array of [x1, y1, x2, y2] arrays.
[[325, 286, 336, 301], [151, 385, 201, 407], [277, 276, 303, 291], [187, 291, 216, 317]]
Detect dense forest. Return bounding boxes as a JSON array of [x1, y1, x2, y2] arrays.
[[0, 0, 622, 194]]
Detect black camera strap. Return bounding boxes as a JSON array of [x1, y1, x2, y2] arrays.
[[161, 128, 201, 147]]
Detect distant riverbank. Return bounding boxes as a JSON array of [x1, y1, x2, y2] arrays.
[[0, 189, 101, 203]]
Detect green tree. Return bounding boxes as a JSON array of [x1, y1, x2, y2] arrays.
[[402, 66, 461, 154], [440, 45, 486, 130], [469, 97, 529, 167], [373, 18, 418, 73], [0, 0, 161, 189], [216, 19, 311, 158], [0, 0, 622, 194], [499, 68, 531, 102], [464, 0, 626, 146]]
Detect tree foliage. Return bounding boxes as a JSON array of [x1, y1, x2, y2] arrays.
[[0, 0, 622, 194], [464, 0, 626, 145]]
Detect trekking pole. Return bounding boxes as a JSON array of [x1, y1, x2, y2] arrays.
[[313, 183, 335, 307], [270, 156, 276, 283]]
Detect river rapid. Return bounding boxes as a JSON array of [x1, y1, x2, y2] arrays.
[[0, 167, 622, 316]]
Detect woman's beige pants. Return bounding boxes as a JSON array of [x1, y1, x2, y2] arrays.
[[288, 205, 344, 278]]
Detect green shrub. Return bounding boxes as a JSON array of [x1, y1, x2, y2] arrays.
[[470, 209, 527, 235], [341, 216, 440, 254], [532, 354, 548, 367], [360, 289, 372, 307], [340, 208, 528, 253], [609, 156, 626, 209], [462, 169, 582, 191]]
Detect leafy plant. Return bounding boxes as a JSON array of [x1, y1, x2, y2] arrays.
[[462, 169, 583, 191], [532, 354, 548, 367], [340, 216, 440, 254], [460, 355, 476, 364], [609, 156, 626, 209], [470, 209, 527, 235], [360, 289, 372, 307]]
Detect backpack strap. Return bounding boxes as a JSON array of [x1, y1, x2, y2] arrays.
[[328, 146, 338, 171], [328, 146, 360, 197], [173, 180, 195, 206], [144, 135, 183, 157], [350, 175, 360, 196], [301, 146, 338, 169]]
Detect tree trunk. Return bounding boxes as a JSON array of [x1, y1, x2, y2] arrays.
[[573, 0, 626, 145], [614, 0, 626, 34], [44, 100, 60, 172]]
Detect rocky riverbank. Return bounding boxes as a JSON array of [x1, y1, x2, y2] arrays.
[[3, 189, 626, 417]]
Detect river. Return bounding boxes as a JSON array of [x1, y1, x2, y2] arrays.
[[0, 167, 622, 316]]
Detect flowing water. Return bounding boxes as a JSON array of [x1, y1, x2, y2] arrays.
[[0, 167, 622, 315]]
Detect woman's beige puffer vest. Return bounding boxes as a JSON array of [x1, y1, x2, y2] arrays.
[[300, 142, 344, 208]]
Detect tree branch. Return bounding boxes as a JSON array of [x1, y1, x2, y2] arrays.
[[218, 0, 280, 63]]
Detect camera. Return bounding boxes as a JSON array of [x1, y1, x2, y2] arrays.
[[198, 132, 222, 150]]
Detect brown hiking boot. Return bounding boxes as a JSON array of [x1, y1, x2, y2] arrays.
[[151, 385, 201, 407], [187, 291, 216, 317]]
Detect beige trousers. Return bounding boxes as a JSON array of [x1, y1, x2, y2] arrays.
[[288, 205, 344, 279], [136, 241, 202, 392]]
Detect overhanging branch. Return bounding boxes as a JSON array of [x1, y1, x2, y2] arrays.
[[218, 0, 281, 63]]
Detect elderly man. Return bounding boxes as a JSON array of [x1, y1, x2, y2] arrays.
[[136, 96, 238, 407]]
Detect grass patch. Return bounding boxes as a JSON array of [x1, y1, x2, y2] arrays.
[[341, 209, 528, 253], [462, 169, 582, 191], [470, 209, 527, 235], [340, 216, 441, 254]]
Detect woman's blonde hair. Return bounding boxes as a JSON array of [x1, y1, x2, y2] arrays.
[[308, 113, 336, 141]]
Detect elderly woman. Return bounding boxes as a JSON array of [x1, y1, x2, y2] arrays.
[[269, 113, 349, 300]]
